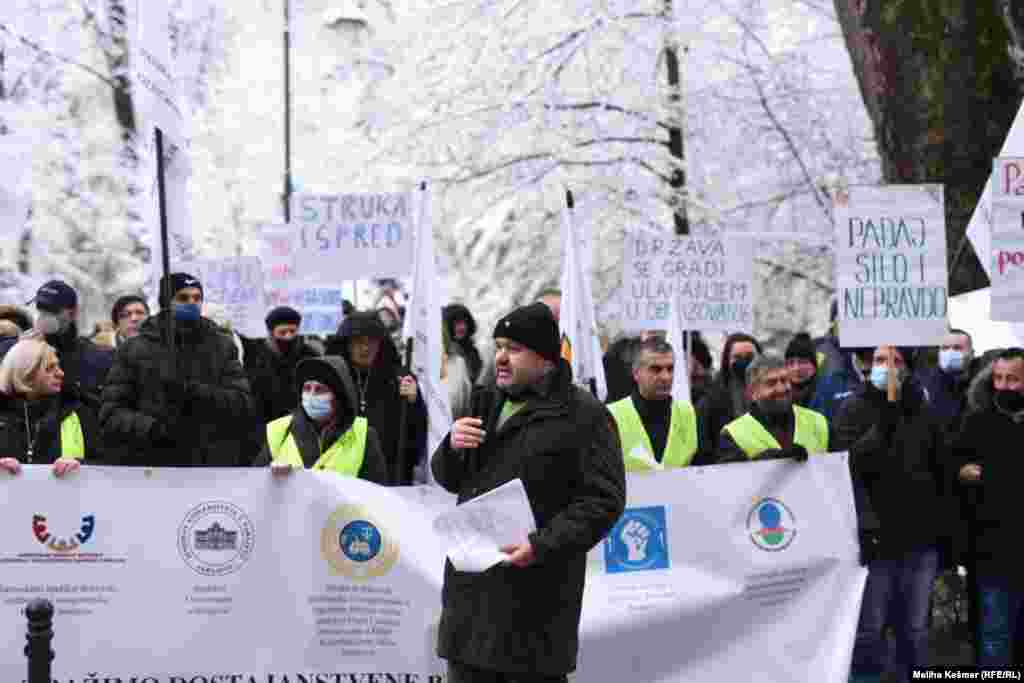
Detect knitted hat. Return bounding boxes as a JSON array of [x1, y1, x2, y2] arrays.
[[111, 295, 149, 326], [493, 302, 560, 363], [784, 332, 817, 366], [160, 272, 203, 309], [265, 306, 302, 332]]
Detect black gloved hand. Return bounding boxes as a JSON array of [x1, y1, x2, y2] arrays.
[[785, 444, 810, 462], [149, 419, 179, 448], [858, 530, 881, 567], [877, 402, 901, 436]]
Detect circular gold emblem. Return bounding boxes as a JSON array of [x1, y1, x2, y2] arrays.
[[320, 505, 399, 580]]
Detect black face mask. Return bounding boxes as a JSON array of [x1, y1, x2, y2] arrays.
[[276, 337, 299, 355], [995, 390, 1024, 414], [731, 356, 754, 381]]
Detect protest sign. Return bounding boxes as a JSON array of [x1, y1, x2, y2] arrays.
[[143, 130, 194, 301], [258, 225, 347, 336], [176, 257, 265, 337], [834, 185, 948, 347], [131, 0, 186, 138], [621, 230, 755, 332], [989, 158, 1024, 321], [290, 193, 415, 282], [0, 457, 864, 682]]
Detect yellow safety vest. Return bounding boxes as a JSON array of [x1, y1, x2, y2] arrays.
[[723, 405, 829, 460], [266, 415, 368, 477], [59, 413, 85, 460], [608, 396, 698, 472]]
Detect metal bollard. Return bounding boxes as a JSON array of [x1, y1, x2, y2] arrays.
[[25, 598, 54, 683]]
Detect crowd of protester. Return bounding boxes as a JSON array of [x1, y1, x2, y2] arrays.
[[0, 276, 1020, 680]]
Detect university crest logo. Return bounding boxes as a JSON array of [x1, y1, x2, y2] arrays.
[[178, 501, 255, 576]]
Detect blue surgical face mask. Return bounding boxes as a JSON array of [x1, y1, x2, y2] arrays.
[[870, 365, 903, 391], [302, 393, 334, 421], [173, 303, 201, 322], [938, 349, 965, 373]]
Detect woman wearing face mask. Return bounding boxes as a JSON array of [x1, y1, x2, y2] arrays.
[[0, 339, 91, 477], [254, 356, 389, 484], [693, 332, 762, 463], [833, 345, 953, 683]]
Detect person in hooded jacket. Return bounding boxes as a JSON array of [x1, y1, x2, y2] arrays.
[[834, 345, 953, 683], [443, 303, 483, 384], [325, 311, 427, 485], [693, 332, 762, 463], [254, 356, 388, 483], [953, 348, 1024, 666], [784, 332, 819, 407], [0, 338, 94, 478], [99, 273, 253, 467], [243, 306, 321, 425]]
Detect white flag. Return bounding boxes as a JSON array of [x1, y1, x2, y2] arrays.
[[559, 195, 607, 401], [667, 294, 691, 403], [402, 186, 453, 479]]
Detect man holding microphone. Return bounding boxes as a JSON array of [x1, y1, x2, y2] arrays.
[[431, 302, 626, 683]]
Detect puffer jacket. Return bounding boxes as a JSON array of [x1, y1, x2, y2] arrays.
[[99, 312, 253, 466]]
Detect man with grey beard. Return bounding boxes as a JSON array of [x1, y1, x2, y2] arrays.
[[716, 353, 829, 463]]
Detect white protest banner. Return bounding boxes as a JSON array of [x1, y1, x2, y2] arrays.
[[131, 0, 186, 138], [0, 468, 447, 681], [402, 187, 452, 462], [621, 230, 755, 332], [258, 225, 347, 336], [560, 196, 607, 400], [835, 185, 948, 347], [989, 158, 1024, 321], [290, 193, 415, 282], [1, 459, 864, 683], [177, 257, 265, 337]]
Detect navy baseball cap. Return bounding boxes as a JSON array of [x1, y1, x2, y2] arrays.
[[29, 280, 78, 313]]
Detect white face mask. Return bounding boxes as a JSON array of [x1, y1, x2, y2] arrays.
[[938, 349, 967, 373], [302, 392, 334, 421]]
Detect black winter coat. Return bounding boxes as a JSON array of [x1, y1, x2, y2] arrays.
[[242, 337, 320, 423], [252, 356, 389, 484], [431, 360, 626, 675], [694, 375, 748, 464], [0, 325, 114, 461], [325, 313, 427, 485], [951, 370, 1024, 575], [0, 392, 99, 464], [833, 380, 953, 557], [99, 312, 253, 466]]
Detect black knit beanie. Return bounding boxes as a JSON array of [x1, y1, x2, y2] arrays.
[[493, 303, 561, 363]]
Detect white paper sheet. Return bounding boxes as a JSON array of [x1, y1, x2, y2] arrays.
[[432, 478, 537, 572]]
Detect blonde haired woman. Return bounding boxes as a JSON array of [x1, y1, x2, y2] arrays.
[[0, 339, 88, 476]]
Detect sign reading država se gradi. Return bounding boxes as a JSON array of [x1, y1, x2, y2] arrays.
[[620, 229, 755, 333]]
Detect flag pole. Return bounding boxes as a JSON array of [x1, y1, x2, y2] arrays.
[[155, 127, 175, 353]]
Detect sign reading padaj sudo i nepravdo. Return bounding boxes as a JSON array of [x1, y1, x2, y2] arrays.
[[290, 193, 415, 282], [989, 158, 1024, 322], [620, 231, 754, 332], [835, 185, 948, 347]]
